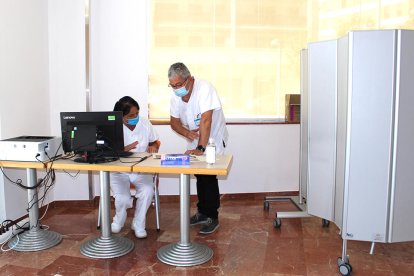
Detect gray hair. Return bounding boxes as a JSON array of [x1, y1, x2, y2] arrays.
[[168, 62, 191, 80]]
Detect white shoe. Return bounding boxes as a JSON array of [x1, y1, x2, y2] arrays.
[[134, 229, 147, 239], [131, 219, 147, 238], [111, 222, 123, 233], [111, 207, 127, 234]]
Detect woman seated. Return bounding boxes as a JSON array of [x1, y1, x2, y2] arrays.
[[110, 96, 159, 238]]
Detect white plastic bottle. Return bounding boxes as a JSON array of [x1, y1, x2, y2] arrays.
[[206, 138, 216, 164]]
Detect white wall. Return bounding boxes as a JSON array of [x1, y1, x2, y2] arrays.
[[152, 124, 300, 195], [47, 0, 88, 201], [89, 0, 149, 116], [0, 0, 51, 221]]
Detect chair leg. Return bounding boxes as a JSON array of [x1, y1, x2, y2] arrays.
[[154, 175, 161, 232], [97, 199, 101, 230]]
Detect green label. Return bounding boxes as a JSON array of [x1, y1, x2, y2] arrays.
[[71, 130, 75, 138], [108, 115, 116, 121]]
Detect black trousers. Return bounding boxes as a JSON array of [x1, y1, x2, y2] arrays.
[[195, 174, 220, 219]]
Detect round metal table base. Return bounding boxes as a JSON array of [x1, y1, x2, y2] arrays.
[[8, 229, 62, 252], [157, 242, 213, 266], [80, 236, 134, 259]]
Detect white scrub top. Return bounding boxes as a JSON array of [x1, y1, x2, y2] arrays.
[[170, 78, 229, 154], [123, 116, 159, 153]]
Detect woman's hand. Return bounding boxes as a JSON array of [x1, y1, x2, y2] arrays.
[[124, 141, 138, 152]]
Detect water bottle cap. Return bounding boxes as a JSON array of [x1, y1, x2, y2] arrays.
[[209, 138, 214, 143]]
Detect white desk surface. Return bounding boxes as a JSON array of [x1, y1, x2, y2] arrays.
[[48, 156, 136, 172], [2, 153, 233, 176], [132, 154, 233, 176], [0, 160, 46, 169]]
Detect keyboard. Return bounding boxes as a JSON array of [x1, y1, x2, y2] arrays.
[[99, 151, 134, 158]]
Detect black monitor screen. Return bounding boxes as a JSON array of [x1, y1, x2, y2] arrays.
[[60, 111, 128, 163]]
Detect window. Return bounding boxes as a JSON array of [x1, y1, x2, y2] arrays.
[[149, 0, 414, 121]]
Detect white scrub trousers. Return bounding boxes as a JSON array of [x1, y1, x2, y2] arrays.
[[110, 172, 154, 232]]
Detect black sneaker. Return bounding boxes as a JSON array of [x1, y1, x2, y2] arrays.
[[199, 218, 219, 234], [190, 213, 208, 225]]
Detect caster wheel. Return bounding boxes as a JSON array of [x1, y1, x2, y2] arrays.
[[263, 201, 270, 210], [322, 219, 330, 227], [339, 263, 352, 276], [337, 256, 352, 270], [273, 218, 281, 228]]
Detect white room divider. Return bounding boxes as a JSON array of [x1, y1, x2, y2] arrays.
[[307, 39, 338, 222], [306, 29, 414, 275]]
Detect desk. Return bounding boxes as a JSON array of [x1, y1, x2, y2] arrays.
[[2, 154, 232, 262], [49, 158, 135, 258], [132, 154, 233, 267], [0, 160, 62, 251]]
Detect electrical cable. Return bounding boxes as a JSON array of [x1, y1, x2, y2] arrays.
[[0, 231, 15, 252], [129, 155, 152, 166], [62, 170, 80, 178], [0, 140, 63, 239], [38, 203, 50, 221], [40, 224, 50, 230], [0, 222, 27, 252], [118, 155, 151, 164], [26, 143, 60, 218]]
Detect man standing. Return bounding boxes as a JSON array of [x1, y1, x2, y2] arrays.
[[168, 62, 229, 234]]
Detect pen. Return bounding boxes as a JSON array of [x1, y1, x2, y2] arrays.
[[132, 155, 151, 166], [138, 154, 151, 163]]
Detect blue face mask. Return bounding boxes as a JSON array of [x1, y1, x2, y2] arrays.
[[127, 115, 140, 126], [174, 86, 189, 97]]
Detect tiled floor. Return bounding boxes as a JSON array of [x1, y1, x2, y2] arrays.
[[1, 196, 414, 275]]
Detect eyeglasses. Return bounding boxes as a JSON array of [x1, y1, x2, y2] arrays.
[[168, 78, 188, 89]]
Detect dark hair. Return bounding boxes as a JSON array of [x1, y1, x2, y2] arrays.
[[113, 96, 140, 116]]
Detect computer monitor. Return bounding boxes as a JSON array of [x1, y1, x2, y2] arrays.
[[60, 111, 130, 163]]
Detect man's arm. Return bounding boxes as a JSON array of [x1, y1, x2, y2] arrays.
[[170, 116, 199, 141], [148, 140, 160, 153], [197, 110, 213, 148]]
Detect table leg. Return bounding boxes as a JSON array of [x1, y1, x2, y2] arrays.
[[157, 173, 213, 266], [8, 168, 62, 251], [80, 171, 134, 258]]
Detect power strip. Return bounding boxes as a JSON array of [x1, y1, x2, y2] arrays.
[[0, 218, 29, 244], [0, 227, 13, 244]]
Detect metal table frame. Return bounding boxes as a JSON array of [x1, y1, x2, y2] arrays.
[[132, 154, 233, 267], [2, 154, 232, 263], [0, 161, 62, 251], [80, 170, 134, 258], [49, 159, 135, 259], [157, 174, 213, 266]]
